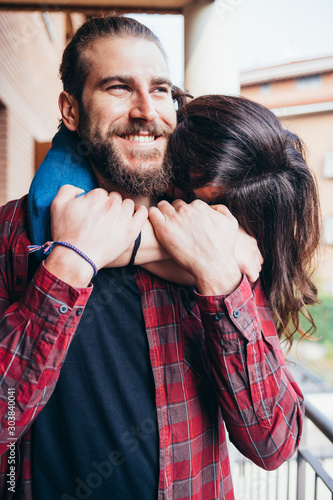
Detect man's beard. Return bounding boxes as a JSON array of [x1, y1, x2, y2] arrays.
[[77, 106, 174, 198]]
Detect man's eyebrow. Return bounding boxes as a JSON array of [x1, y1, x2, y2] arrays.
[[150, 77, 172, 88], [98, 75, 172, 88], [98, 75, 135, 88]]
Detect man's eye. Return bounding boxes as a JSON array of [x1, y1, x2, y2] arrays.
[[153, 87, 169, 94], [107, 85, 131, 92]]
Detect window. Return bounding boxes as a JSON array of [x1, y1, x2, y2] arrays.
[[323, 217, 333, 245], [296, 74, 322, 90], [260, 83, 271, 95], [323, 151, 333, 179]]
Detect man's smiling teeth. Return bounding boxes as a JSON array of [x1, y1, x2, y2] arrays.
[[122, 134, 155, 143]]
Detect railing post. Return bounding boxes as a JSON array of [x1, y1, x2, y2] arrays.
[[297, 403, 309, 500], [297, 450, 306, 500]]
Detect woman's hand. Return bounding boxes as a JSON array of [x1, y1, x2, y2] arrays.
[[149, 199, 242, 295], [234, 226, 263, 283], [210, 206, 263, 283]]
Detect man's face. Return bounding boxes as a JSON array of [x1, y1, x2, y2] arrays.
[[77, 36, 177, 197]]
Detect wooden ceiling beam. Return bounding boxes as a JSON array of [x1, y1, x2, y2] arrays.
[[0, 0, 189, 13]]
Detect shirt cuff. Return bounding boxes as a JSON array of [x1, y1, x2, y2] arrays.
[[195, 275, 261, 340], [20, 261, 93, 332]]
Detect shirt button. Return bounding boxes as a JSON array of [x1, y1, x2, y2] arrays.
[[15, 277, 22, 286], [214, 312, 223, 321], [233, 309, 241, 318], [76, 308, 83, 316], [59, 305, 68, 314]]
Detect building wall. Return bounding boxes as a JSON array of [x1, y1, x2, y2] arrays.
[[242, 72, 333, 109], [6, 106, 36, 202], [241, 70, 333, 293], [0, 11, 67, 205], [279, 111, 333, 292], [0, 104, 8, 204]]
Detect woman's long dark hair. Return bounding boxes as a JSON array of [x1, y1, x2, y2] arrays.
[[170, 95, 321, 347]]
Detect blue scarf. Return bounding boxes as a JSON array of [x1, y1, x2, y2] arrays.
[[28, 124, 97, 260]]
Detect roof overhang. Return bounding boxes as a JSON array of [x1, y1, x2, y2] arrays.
[[241, 55, 333, 86], [273, 101, 333, 118]]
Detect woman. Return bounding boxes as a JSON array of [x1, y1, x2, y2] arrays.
[[168, 94, 321, 346], [28, 94, 321, 347]]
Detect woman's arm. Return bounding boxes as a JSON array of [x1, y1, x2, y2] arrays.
[[108, 219, 195, 284], [142, 260, 195, 285], [107, 218, 167, 267]]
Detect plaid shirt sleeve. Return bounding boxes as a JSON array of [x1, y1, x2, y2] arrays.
[[195, 274, 304, 471], [0, 261, 92, 457]]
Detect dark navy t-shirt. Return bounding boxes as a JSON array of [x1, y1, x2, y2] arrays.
[[32, 267, 159, 500]]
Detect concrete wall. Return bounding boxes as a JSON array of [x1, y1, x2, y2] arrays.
[[184, 0, 239, 96]]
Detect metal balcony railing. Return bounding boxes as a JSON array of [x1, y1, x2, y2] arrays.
[[297, 398, 333, 500], [229, 397, 333, 500]]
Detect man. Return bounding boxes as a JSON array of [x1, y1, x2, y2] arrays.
[[0, 16, 304, 500]]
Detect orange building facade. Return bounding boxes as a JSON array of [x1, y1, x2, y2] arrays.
[[241, 56, 333, 293]]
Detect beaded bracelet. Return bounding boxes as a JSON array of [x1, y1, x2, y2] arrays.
[[28, 241, 98, 277]]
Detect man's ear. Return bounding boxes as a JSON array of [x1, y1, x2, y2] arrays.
[[58, 91, 80, 131]]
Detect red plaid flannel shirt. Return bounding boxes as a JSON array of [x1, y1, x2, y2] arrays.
[[0, 196, 304, 499]]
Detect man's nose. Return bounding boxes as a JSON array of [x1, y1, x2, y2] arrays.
[[129, 91, 158, 122]]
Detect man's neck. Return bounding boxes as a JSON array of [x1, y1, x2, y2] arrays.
[[93, 168, 157, 209]]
